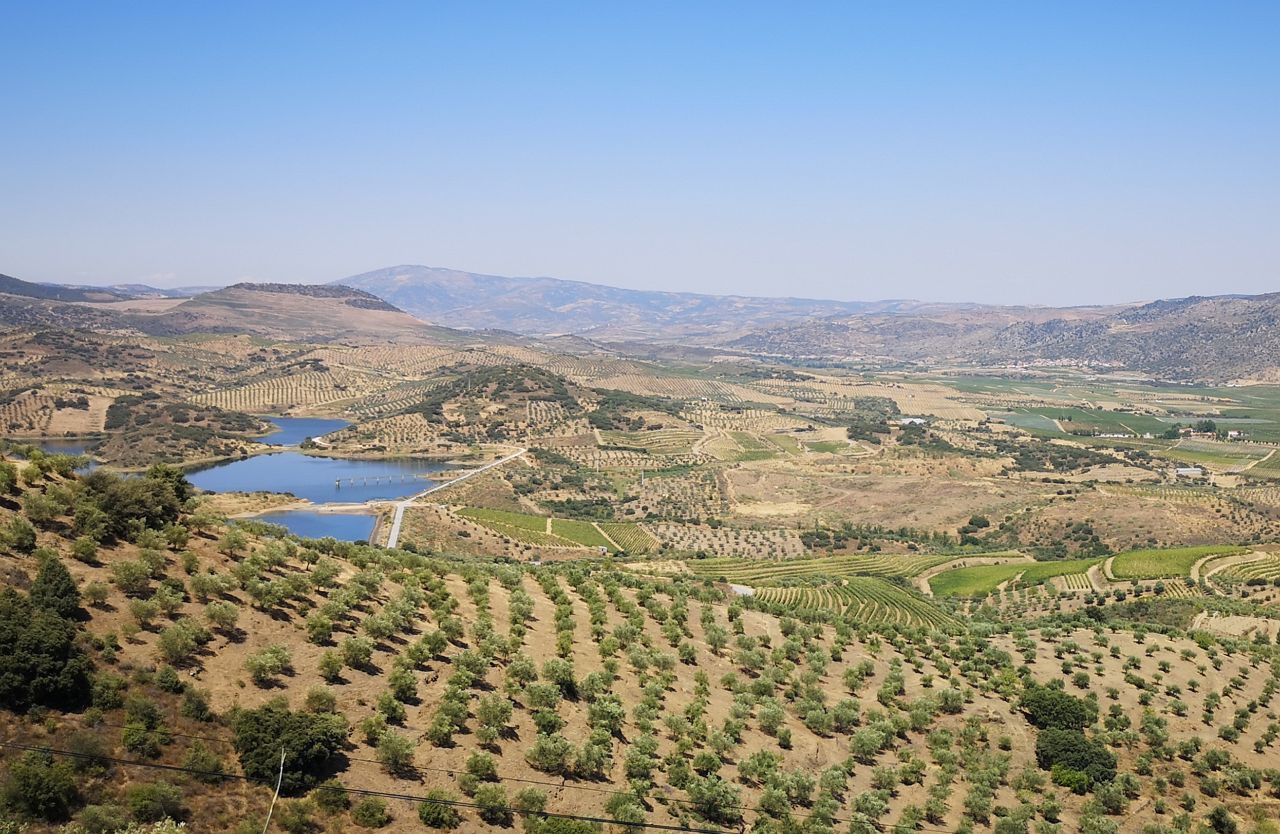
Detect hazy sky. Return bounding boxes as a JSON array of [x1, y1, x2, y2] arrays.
[[2, 2, 1277, 305]]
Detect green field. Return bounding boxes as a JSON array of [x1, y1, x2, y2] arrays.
[[930, 558, 1100, 597], [458, 507, 648, 552], [549, 518, 615, 550], [754, 578, 959, 629], [458, 507, 549, 532], [803, 440, 848, 454], [1109, 545, 1247, 580]]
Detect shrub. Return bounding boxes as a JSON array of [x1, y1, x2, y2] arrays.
[[245, 645, 292, 685], [377, 731, 415, 775], [205, 601, 239, 632], [182, 742, 225, 783], [125, 781, 184, 823], [311, 779, 350, 814], [526, 733, 574, 775], [418, 790, 462, 829], [341, 636, 375, 669], [0, 751, 79, 821], [473, 784, 510, 825], [351, 797, 391, 828]]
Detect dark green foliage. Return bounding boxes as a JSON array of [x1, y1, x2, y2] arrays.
[[1021, 684, 1096, 730], [30, 556, 80, 619], [0, 588, 92, 711], [125, 781, 184, 822], [0, 751, 79, 821], [1035, 728, 1116, 785], [76, 467, 188, 541], [232, 697, 349, 795]]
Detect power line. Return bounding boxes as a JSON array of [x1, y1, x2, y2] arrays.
[[41, 720, 963, 833], [0, 740, 730, 834]]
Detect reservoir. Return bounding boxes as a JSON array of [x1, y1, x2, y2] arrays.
[[254, 509, 377, 542], [256, 416, 351, 446], [187, 451, 453, 504]]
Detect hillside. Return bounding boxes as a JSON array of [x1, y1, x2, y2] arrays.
[[733, 294, 1280, 382], [134, 283, 451, 343], [0, 273, 132, 303], [334, 265, 885, 339], [4, 461, 1280, 834]]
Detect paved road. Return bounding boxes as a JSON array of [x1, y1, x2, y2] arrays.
[[384, 447, 526, 549]]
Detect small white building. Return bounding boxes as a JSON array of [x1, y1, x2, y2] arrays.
[[1174, 467, 1203, 478]]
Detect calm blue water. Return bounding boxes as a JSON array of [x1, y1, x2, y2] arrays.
[[188, 451, 451, 504], [255, 510, 376, 542], [37, 439, 98, 456], [257, 416, 351, 446]]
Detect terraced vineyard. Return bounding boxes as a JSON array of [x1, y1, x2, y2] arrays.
[[930, 558, 1100, 597], [1221, 555, 1280, 582], [754, 578, 960, 628], [457, 507, 647, 552], [599, 428, 703, 455], [1110, 545, 1247, 580], [692, 551, 960, 584], [599, 521, 659, 554]]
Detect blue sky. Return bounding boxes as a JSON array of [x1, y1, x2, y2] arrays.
[[1, 2, 1276, 304]]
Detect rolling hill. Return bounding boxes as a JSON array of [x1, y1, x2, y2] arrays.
[[334, 264, 888, 339], [134, 283, 451, 342], [733, 293, 1280, 381]]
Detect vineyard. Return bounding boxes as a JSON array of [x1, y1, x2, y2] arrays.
[[692, 551, 958, 584], [597, 522, 659, 554], [457, 507, 647, 552], [1109, 545, 1247, 580], [1221, 555, 1280, 583], [753, 578, 960, 628], [929, 558, 1101, 597]]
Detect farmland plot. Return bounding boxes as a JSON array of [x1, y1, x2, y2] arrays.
[[755, 578, 959, 628], [692, 552, 957, 583], [1110, 545, 1247, 580]]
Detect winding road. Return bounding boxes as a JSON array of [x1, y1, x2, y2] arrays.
[[384, 447, 527, 549]]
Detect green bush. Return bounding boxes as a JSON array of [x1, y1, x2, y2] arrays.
[[311, 778, 350, 815], [1035, 728, 1116, 784], [1021, 684, 1096, 730], [0, 588, 92, 711], [125, 781, 184, 823], [30, 557, 80, 618], [350, 797, 391, 827], [0, 751, 79, 821], [232, 697, 349, 794], [417, 790, 462, 829]]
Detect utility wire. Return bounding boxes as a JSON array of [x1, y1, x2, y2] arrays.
[[26, 722, 966, 834], [0, 740, 731, 834]]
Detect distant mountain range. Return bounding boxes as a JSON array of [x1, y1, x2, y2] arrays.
[[4, 266, 1280, 380], [333, 265, 900, 340]]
